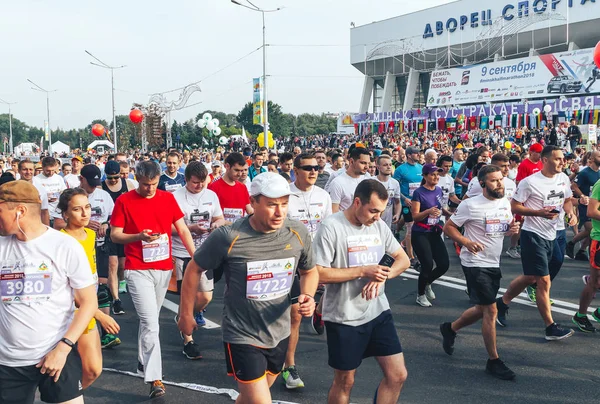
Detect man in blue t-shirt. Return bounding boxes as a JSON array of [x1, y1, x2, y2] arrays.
[[393, 146, 423, 267], [450, 149, 465, 200], [158, 152, 186, 193]]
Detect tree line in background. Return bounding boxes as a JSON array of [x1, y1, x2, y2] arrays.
[[0, 101, 337, 151]]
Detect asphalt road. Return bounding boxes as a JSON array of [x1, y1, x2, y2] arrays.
[[83, 237, 600, 404]]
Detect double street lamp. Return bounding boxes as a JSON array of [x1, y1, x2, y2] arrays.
[[0, 98, 16, 154], [27, 79, 57, 155], [231, 0, 282, 149]]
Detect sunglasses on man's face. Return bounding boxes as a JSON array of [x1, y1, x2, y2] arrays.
[[298, 165, 319, 172], [106, 175, 120, 180]]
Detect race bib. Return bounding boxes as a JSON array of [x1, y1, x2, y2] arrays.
[[1, 260, 53, 304], [142, 234, 170, 263], [246, 258, 295, 301], [165, 183, 182, 193], [543, 194, 564, 223], [347, 234, 384, 267], [485, 210, 512, 237], [190, 211, 210, 247], [408, 182, 420, 197], [427, 215, 440, 226], [224, 208, 243, 223]]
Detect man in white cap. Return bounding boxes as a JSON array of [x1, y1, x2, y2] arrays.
[[179, 172, 318, 404]]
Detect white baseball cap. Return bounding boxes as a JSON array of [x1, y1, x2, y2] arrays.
[[250, 172, 297, 198]]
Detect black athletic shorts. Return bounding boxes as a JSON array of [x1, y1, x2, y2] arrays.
[[224, 337, 289, 383], [402, 206, 413, 223], [96, 244, 109, 279], [0, 347, 83, 404], [105, 229, 125, 258], [325, 309, 402, 371], [520, 229, 553, 277], [290, 275, 301, 304], [462, 265, 501, 306], [579, 204, 591, 224]]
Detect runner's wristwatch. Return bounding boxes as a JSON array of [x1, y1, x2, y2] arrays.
[[59, 337, 75, 349]]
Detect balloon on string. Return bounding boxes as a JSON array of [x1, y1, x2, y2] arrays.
[[219, 136, 229, 145], [532, 108, 541, 116], [504, 141, 512, 149], [544, 104, 552, 113], [197, 119, 207, 128], [206, 120, 215, 131], [212, 118, 219, 128], [202, 112, 212, 122], [129, 109, 144, 124], [92, 123, 105, 137], [594, 41, 600, 69], [214, 127, 222, 136], [257, 131, 275, 148]]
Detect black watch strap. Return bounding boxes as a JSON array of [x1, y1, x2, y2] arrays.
[[59, 337, 75, 349]]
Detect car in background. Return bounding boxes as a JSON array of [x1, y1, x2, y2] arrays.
[[547, 75, 582, 93]]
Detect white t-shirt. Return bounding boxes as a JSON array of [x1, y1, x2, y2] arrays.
[[328, 172, 366, 211], [0, 229, 95, 367], [63, 173, 80, 189], [450, 194, 513, 267], [32, 182, 49, 211], [373, 176, 401, 227], [287, 183, 333, 239], [437, 174, 456, 209], [466, 176, 516, 201], [513, 171, 572, 241], [508, 167, 517, 181], [87, 189, 115, 244], [33, 174, 66, 218], [172, 187, 223, 258], [325, 169, 370, 191]]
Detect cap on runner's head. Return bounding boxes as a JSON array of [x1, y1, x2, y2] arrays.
[[0, 180, 41, 204], [422, 163, 444, 175], [250, 172, 297, 199], [406, 146, 420, 155], [104, 160, 121, 176], [529, 143, 543, 153], [80, 164, 102, 187], [212, 161, 221, 167], [71, 155, 83, 162]]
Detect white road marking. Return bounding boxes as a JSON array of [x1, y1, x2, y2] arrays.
[[162, 298, 221, 329]]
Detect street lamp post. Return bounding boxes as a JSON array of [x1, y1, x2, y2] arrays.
[[86, 50, 126, 153], [231, 0, 281, 149], [27, 79, 57, 155], [0, 98, 16, 155]]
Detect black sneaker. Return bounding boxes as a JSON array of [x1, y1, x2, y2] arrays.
[[137, 362, 144, 377], [496, 297, 509, 327], [566, 241, 575, 259], [575, 250, 589, 262], [486, 358, 516, 380], [182, 341, 203, 360], [545, 323, 575, 341], [440, 322, 456, 355], [572, 314, 596, 333], [311, 311, 325, 335], [149, 380, 166, 398], [112, 299, 125, 315]]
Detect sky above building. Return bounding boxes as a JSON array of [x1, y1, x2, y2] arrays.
[[0, 0, 449, 129]]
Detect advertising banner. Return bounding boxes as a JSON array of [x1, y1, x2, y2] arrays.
[[252, 78, 263, 125], [427, 48, 600, 107]]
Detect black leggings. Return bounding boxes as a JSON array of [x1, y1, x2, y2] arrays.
[[411, 231, 450, 295]]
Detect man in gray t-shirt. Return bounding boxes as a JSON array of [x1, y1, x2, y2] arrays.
[[314, 179, 410, 404], [178, 172, 318, 403]]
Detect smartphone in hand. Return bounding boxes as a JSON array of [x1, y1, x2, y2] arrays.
[[379, 253, 395, 268]]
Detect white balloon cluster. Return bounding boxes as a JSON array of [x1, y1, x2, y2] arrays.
[[197, 113, 222, 136]]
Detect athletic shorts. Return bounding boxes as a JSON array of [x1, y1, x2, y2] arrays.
[[325, 310, 402, 371], [175, 257, 213, 292], [579, 204, 591, 224], [590, 239, 600, 270], [520, 229, 553, 277], [402, 206, 413, 223], [462, 266, 501, 306], [290, 275, 300, 304], [0, 347, 83, 404], [224, 337, 289, 383], [105, 231, 125, 258], [96, 244, 109, 279]]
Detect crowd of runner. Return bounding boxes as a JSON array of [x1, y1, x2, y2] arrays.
[[0, 119, 599, 404]]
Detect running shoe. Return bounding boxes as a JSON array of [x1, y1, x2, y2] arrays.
[[137, 362, 144, 377], [440, 322, 456, 355], [593, 308, 600, 322], [566, 241, 575, 259], [112, 299, 125, 315], [119, 280, 127, 294], [496, 297, 509, 327], [101, 334, 121, 349], [149, 380, 166, 398], [583, 275, 590, 285], [526, 285, 536, 303], [505, 247, 521, 259], [545, 323, 574, 341], [485, 358, 516, 380], [282, 366, 305, 389], [416, 294, 432, 307], [182, 341, 203, 360], [575, 250, 589, 262], [572, 313, 596, 333], [311, 311, 325, 335], [425, 284, 436, 301], [194, 311, 206, 327]]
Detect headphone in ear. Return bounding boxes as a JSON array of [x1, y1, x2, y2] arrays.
[[480, 182, 486, 189], [16, 211, 21, 217]]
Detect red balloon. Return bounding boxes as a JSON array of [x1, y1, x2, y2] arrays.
[[129, 109, 144, 124], [92, 123, 105, 137], [594, 41, 600, 69]]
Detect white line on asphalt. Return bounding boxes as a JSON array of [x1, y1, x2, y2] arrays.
[[162, 298, 221, 329]]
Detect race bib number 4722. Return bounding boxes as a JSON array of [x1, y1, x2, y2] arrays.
[[246, 258, 295, 301]]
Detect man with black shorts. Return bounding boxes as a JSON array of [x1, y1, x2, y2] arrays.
[[178, 172, 318, 404], [0, 181, 97, 404], [496, 146, 576, 340], [442, 165, 519, 380], [314, 180, 410, 404]]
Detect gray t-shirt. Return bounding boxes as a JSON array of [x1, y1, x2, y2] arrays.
[[313, 212, 400, 326], [315, 172, 330, 189], [194, 216, 314, 348]]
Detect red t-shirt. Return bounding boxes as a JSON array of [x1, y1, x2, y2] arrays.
[[208, 178, 250, 222], [110, 190, 184, 270], [516, 158, 543, 182]]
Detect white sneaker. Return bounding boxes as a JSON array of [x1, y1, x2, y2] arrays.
[[506, 248, 521, 259], [416, 294, 432, 307], [425, 284, 436, 300]]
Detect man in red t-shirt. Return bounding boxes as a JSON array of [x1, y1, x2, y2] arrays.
[[516, 143, 543, 183], [208, 152, 253, 223], [110, 161, 195, 399]]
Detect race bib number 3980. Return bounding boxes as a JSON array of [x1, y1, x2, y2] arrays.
[[1, 261, 53, 304], [246, 258, 295, 301]]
